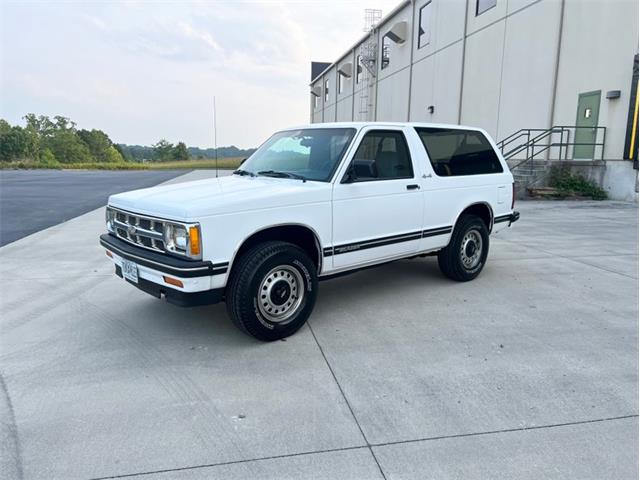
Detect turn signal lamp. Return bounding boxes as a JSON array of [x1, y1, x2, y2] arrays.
[[163, 276, 184, 288], [189, 226, 201, 257]]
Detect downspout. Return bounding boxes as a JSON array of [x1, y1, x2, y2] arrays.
[[351, 48, 356, 121], [548, 0, 565, 161], [406, 0, 416, 121], [374, 28, 380, 121], [335, 67, 339, 122], [321, 75, 325, 123], [457, 0, 470, 124]]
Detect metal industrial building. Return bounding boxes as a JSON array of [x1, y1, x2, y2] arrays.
[[309, 0, 639, 200]]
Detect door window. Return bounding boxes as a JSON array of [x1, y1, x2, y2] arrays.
[[346, 130, 414, 182]]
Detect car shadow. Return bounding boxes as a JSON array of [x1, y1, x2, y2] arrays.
[[119, 256, 450, 344]]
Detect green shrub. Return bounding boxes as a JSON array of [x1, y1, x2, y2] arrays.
[[38, 148, 61, 168], [104, 145, 125, 163], [548, 165, 607, 200]]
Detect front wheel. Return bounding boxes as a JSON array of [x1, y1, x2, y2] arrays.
[[225, 241, 318, 341], [437, 214, 489, 282]]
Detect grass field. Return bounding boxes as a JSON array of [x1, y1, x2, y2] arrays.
[[0, 157, 244, 171]]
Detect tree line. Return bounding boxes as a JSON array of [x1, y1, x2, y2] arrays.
[[0, 115, 126, 166], [118, 143, 256, 162], [0, 114, 256, 166]]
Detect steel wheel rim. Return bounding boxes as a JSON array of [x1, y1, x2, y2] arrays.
[[460, 229, 483, 269], [257, 265, 305, 324]]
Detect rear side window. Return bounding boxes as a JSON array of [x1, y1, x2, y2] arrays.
[[415, 128, 503, 177]]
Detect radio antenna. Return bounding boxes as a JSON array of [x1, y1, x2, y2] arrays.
[[213, 96, 218, 178]]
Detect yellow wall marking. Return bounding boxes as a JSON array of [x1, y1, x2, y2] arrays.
[[630, 83, 639, 160]]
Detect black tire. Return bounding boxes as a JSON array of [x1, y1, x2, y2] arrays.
[[225, 241, 318, 341], [438, 214, 489, 282]]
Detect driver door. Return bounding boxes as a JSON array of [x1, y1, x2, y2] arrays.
[[330, 127, 424, 269]]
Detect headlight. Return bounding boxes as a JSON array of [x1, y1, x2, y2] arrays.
[[164, 223, 201, 260], [106, 207, 116, 233]]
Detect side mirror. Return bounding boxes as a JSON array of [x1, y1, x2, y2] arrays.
[[348, 159, 377, 181], [344, 164, 356, 183]]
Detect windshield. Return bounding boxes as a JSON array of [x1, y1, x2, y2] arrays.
[[239, 128, 356, 182]]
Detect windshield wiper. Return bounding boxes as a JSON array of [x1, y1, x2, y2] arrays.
[[233, 168, 256, 177], [257, 170, 307, 182]]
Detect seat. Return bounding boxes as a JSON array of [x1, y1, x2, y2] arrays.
[[374, 151, 396, 178]]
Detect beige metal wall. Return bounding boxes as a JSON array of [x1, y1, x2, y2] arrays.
[[310, 0, 639, 160], [552, 0, 639, 159]]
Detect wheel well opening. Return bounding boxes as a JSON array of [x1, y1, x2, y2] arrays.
[[233, 225, 321, 271], [459, 203, 493, 231]]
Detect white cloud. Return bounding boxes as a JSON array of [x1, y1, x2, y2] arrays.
[[177, 21, 222, 53], [0, 0, 400, 148]]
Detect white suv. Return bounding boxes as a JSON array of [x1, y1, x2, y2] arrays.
[[101, 122, 519, 340]]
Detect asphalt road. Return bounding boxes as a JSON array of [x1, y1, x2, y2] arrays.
[[0, 170, 188, 246], [0, 171, 637, 479]]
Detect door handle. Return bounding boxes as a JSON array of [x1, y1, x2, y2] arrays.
[[406, 184, 420, 190]]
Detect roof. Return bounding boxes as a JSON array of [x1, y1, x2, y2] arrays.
[[310, 61, 332, 81], [282, 121, 488, 133]]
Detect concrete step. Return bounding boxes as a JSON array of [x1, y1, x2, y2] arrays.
[[514, 166, 545, 171], [512, 166, 547, 172], [514, 173, 540, 179], [527, 187, 564, 198]]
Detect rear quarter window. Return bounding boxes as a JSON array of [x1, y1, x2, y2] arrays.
[[415, 128, 503, 177]]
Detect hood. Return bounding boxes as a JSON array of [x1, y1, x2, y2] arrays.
[[108, 174, 332, 220]]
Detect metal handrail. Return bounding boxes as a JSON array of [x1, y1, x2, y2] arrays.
[[506, 128, 570, 168], [497, 128, 555, 152], [498, 125, 607, 189]]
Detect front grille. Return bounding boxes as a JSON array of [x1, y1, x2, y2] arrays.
[[112, 209, 166, 253]]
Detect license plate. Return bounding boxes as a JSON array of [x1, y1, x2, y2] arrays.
[[121, 259, 138, 284]]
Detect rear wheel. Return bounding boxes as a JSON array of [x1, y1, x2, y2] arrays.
[[225, 241, 318, 341], [438, 214, 489, 281]]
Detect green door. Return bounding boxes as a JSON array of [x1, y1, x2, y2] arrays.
[[574, 90, 601, 159]]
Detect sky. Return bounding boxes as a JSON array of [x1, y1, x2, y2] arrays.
[[0, 0, 400, 149]]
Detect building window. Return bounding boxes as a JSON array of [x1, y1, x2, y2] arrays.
[[381, 36, 391, 70], [476, 0, 497, 16], [313, 95, 319, 110], [418, 2, 432, 49], [356, 55, 363, 84], [338, 73, 344, 94], [324, 79, 329, 102]]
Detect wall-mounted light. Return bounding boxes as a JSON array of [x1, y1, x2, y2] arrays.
[[338, 63, 353, 78], [606, 90, 621, 100], [310, 86, 322, 97], [386, 21, 407, 44], [427, 105, 435, 114]]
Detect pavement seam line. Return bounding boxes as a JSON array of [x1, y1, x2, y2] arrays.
[[306, 322, 388, 480], [369, 413, 640, 448], [86, 414, 639, 480], [0, 372, 24, 480], [87, 445, 370, 480]]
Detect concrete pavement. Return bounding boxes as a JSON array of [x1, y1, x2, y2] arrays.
[[0, 171, 637, 479]]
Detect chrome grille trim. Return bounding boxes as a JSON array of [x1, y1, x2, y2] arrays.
[[109, 207, 167, 253], [113, 220, 163, 240]]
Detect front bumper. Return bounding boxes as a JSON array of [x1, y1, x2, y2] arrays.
[[114, 265, 223, 307], [100, 233, 226, 307]]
